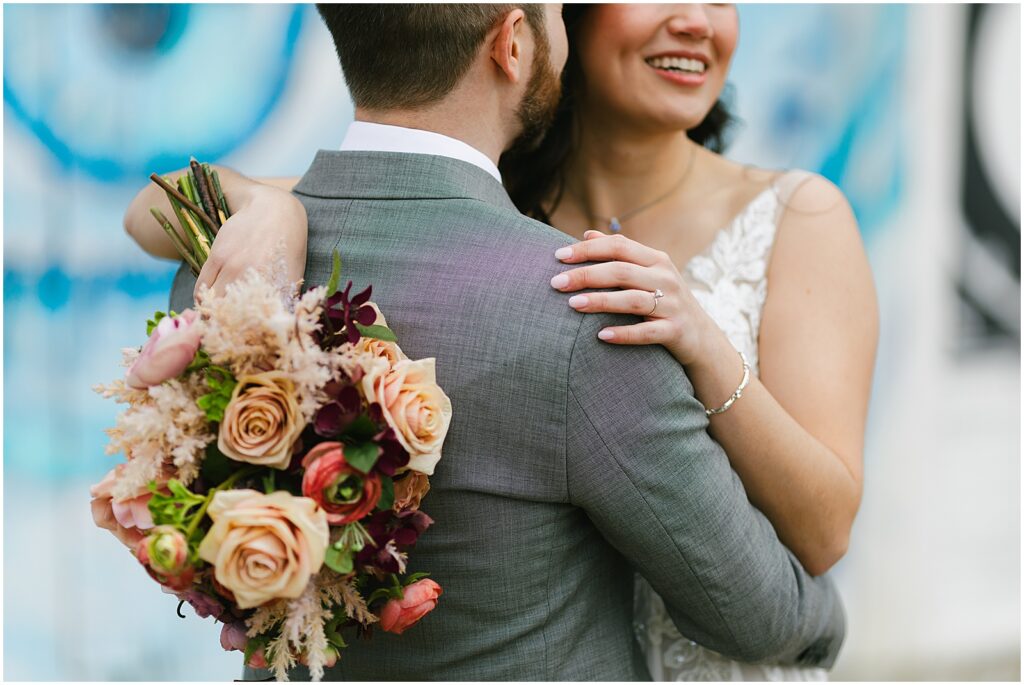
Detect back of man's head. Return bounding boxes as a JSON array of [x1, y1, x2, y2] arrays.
[[316, 4, 546, 111]]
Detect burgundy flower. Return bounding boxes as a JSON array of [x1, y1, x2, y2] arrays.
[[356, 509, 434, 573], [173, 587, 226, 620], [325, 281, 376, 346], [373, 424, 410, 477], [314, 379, 363, 437]]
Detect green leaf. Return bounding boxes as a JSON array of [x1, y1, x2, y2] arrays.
[[199, 442, 235, 487], [184, 349, 210, 374], [343, 415, 378, 442], [376, 476, 394, 511], [244, 634, 272, 665], [344, 442, 380, 474], [324, 545, 354, 575], [326, 251, 342, 297], [404, 572, 431, 585], [196, 366, 237, 423], [147, 479, 205, 529], [262, 469, 277, 494], [354, 323, 397, 342], [147, 311, 168, 336], [367, 587, 395, 605]]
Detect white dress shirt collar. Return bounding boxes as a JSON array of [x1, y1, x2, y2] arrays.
[[339, 121, 502, 183]]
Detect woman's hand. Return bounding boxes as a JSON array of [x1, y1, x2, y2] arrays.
[[550, 230, 722, 367], [194, 183, 308, 298]]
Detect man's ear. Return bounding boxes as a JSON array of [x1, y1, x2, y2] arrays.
[[490, 9, 527, 84]]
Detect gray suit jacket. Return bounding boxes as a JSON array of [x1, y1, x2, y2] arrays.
[[171, 150, 844, 681]]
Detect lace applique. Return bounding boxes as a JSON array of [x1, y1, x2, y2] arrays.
[[636, 172, 828, 682]]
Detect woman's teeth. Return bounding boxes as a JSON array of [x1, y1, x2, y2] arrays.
[[646, 56, 707, 74]]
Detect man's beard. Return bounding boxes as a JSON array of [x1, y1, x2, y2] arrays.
[[508, 33, 563, 154]]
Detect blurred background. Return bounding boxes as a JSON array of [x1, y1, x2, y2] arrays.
[[3, 3, 1020, 680]]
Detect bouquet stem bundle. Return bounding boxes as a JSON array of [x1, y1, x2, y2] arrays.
[[149, 158, 231, 276]]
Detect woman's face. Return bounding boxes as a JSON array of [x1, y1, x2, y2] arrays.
[[575, 4, 739, 132]]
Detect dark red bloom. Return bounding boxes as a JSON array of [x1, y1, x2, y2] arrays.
[[373, 424, 410, 477], [314, 380, 363, 437], [356, 509, 434, 573], [325, 281, 376, 346]]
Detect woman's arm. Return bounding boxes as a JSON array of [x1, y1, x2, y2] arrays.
[[552, 175, 878, 575], [683, 177, 876, 574], [124, 168, 305, 296]]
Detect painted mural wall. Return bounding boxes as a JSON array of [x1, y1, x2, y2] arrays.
[[4, 4, 1018, 680]]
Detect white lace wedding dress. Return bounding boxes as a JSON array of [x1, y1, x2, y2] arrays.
[[632, 170, 828, 682]]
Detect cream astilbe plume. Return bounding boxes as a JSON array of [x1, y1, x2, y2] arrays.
[[194, 271, 294, 376], [274, 285, 336, 422], [244, 571, 375, 682], [102, 373, 214, 500]]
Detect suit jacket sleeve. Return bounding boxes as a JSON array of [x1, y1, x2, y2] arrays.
[[565, 311, 845, 667]]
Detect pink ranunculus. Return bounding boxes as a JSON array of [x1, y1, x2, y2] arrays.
[[220, 621, 249, 653], [135, 525, 195, 592], [301, 442, 382, 525], [378, 578, 442, 635], [126, 310, 202, 389]]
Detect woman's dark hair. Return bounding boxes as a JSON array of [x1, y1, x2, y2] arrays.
[[499, 5, 738, 223]]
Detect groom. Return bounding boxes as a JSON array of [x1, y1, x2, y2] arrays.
[[174, 4, 845, 680]]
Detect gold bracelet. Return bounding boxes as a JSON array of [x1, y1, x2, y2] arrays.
[[704, 351, 750, 417]]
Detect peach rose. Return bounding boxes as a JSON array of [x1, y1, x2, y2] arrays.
[[218, 372, 305, 470], [197, 489, 329, 609], [361, 358, 452, 476], [379, 578, 442, 635], [356, 307, 408, 368], [392, 472, 430, 512], [126, 310, 202, 389]]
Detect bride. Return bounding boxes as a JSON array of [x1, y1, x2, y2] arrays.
[[124, 4, 878, 681]]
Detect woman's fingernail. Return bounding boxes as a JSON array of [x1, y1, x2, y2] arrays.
[[568, 295, 588, 308], [550, 274, 569, 289], [598, 329, 615, 341], [554, 247, 573, 260]]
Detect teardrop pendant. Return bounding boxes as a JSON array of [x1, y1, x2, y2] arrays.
[[609, 217, 622, 233]]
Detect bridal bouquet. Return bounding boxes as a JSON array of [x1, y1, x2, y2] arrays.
[[91, 162, 452, 681]]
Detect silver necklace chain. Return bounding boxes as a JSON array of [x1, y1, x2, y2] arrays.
[[575, 145, 697, 233]]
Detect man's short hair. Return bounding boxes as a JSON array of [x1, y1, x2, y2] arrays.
[[316, 4, 546, 110]]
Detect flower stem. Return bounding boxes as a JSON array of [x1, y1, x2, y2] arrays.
[[184, 465, 261, 541], [149, 172, 219, 235]]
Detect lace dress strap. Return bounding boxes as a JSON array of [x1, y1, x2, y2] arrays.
[[770, 169, 818, 227]]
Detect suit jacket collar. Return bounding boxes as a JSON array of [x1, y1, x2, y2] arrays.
[[293, 149, 519, 213]]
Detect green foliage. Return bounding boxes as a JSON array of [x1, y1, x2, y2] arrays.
[[376, 476, 394, 511], [342, 415, 378, 442], [244, 633, 273, 665], [262, 469, 277, 494], [353, 323, 397, 342], [146, 310, 178, 336], [344, 442, 379, 474], [184, 349, 211, 374], [147, 480, 205, 556], [326, 251, 342, 297], [200, 442, 235, 487], [196, 366, 237, 423], [324, 615, 348, 650], [367, 587, 396, 605], [324, 544, 355, 575]]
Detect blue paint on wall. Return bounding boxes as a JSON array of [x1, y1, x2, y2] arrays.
[[3, 4, 305, 182]]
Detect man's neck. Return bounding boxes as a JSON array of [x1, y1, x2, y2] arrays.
[[354, 106, 506, 168]]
